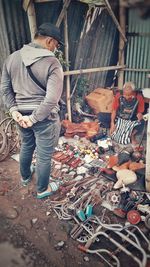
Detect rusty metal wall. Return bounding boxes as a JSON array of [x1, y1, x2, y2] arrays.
[[35, 3, 119, 89], [73, 8, 119, 90], [34, 0, 88, 70], [0, 0, 31, 116], [124, 8, 150, 89], [0, 1, 117, 86], [0, 0, 120, 119], [0, 0, 87, 74]]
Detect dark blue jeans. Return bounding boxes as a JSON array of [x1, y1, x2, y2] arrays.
[[18, 119, 60, 193]]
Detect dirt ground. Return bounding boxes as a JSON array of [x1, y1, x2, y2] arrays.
[[0, 157, 105, 267], [0, 156, 150, 267]]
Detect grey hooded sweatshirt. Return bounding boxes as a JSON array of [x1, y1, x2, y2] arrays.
[[0, 43, 64, 123]]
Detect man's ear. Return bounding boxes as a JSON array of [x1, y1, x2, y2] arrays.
[[45, 37, 52, 47]]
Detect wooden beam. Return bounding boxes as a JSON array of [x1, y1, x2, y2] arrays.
[[104, 0, 127, 42], [146, 102, 150, 192], [120, 0, 150, 8], [23, 0, 31, 11], [27, 0, 37, 41], [35, 0, 58, 2], [64, 6, 72, 122], [118, 0, 126, 89], [56, 0, 71, 27], [64, 65, 125, 76], [125, 68, 150, 72]]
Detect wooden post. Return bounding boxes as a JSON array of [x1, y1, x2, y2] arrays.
[[64, 7, 72, 121], [27, 0, 37, 41], [146, 102, 150, 192], [125, 68, 150, 72], [118, 0, 126, 89], [142, 86, 150, 192], [104, 0, 127, 43], [56, 0, 71, 28]]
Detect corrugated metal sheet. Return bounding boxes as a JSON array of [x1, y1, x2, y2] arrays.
[[124, 8, 150, 89], [0, 0, 30, 74], [0, 0, 118, 90], [73, 8, 119, 90], [0, 0, 87, 72], [34, 0, 88, 70]]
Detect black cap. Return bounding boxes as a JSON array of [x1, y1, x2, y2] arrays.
[[38, 22, 64, 45]]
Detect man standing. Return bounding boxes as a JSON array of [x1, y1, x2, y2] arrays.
[[110, 82, 145, 145], [1, 23, 64, 198]]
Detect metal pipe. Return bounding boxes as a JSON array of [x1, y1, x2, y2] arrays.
[[85, 231, 145, 267], [115, 231, 147, 267]]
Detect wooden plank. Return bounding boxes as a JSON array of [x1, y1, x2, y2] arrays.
[[64, 65, 125, 76], [125, 68, 150, 72], [146, 102, 150, 192], [79, 0, 104, 5], [64, 7, 72, 122], [23, 0, 31, 11], [104, 0, 127, 43], [56, 0, 71, 27], [35, 0, 59, 2], [120, 0, 150, 7], [27, 1, 37, 41], [118, 1, 126, 89]]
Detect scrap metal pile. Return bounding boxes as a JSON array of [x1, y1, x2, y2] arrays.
[[1, 115, 150, 266], [43, 136, 150, 267]]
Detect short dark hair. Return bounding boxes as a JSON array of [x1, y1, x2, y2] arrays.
[[34, 32, 47, 39]]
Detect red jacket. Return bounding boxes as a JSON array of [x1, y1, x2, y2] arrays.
[[112, 92, 144, 114]]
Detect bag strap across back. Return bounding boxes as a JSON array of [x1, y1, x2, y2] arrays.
[[26, 66, 46, 91]]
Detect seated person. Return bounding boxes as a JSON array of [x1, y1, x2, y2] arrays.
[[110, 81, 145, 145]]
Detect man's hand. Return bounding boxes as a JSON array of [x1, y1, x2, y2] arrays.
[[11, 112, 33, 128], [137, 112, 143, 121], [110, 122, 116, 135], [19, 116, 33, 128], [11, 111, 23, 123]]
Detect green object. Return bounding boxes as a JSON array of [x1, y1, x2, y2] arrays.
[[86, 204, 93, 218], [37, 191, 53, 199], [76, 209, 86, 221]]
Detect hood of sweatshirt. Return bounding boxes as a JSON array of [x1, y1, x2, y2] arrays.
[[20, 43, 55, 67]]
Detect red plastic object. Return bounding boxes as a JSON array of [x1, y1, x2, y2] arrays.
[[134, 146, 144, 152], [127, 210, 141, 225], [78, 245, 87, 252], [70, 158, 81, 168], [113, 208, 126, 218], [101, 168, 115, 175]]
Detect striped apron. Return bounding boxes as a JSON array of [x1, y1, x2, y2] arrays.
[[111, 118, 139, 145]]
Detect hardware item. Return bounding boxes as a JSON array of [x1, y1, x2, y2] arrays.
[[76, 209, 86, 221], [145, 214, 150, 229], [85, 204, 93, 218], [78, 245, 120, 267], [106, 191, 121, 205], [127, 210, 141, 225]]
